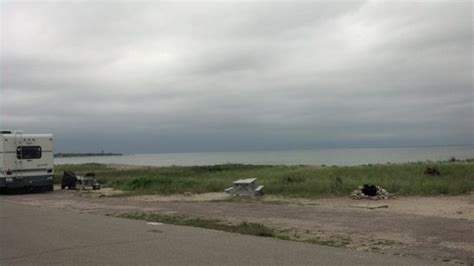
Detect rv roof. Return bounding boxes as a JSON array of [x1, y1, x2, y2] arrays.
[[1, 133, 53, 138]]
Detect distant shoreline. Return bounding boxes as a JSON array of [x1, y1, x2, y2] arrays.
[[54, 153, 123, 158]]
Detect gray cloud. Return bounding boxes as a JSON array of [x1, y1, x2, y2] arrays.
[[1, 1, 472, 153]]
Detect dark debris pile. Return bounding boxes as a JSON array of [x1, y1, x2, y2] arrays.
[[351, 184, 395, 200]]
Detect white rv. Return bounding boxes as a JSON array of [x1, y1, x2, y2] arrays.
[[0, 130, 54, 192]]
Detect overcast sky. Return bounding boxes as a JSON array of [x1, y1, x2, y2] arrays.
[[1, 1, 472, 153]]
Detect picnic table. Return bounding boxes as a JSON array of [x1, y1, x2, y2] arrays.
[[225, 178, 264, 196]]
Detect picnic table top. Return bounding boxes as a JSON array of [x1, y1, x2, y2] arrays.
[[233, 178, 257, 185]]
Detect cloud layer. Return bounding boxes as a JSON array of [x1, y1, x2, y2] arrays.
[[1, 1, 472, 152]]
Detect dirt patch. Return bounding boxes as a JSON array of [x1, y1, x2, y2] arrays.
[[130, 192, 231, 202], [253, 195, 473, 221], [2, 190, 473, 264], [80, 188, 474, 221], [53, 185, 127, 198]]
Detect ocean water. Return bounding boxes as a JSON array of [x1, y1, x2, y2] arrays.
[[55, 145, 474, 167]]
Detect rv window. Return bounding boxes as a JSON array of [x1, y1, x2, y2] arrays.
[[16, 146, 42, 159]]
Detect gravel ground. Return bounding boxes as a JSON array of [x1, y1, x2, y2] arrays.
[[2, 188, 473, 264]]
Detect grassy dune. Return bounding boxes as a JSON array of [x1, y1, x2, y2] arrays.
[[54, 160, 474, 197]]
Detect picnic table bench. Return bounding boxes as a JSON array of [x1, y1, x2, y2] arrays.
[[225, 178, 264, 196]]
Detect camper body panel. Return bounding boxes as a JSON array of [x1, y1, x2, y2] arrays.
[[0, 133, 54, 190], [0, 140, 4, 173]]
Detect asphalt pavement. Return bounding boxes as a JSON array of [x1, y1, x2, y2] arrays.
[[0, 201, 446, 265]]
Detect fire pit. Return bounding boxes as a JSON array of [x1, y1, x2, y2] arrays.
[[351, 184, 394, 200]]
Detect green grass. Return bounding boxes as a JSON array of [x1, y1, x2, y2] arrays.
[[54, 160, 474, 197], [116, 212, 398, 250], [117, 212, 274, 237], [306, 238, 348, 248]]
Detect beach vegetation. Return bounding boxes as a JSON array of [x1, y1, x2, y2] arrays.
[[54, 160, 474, 197]]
